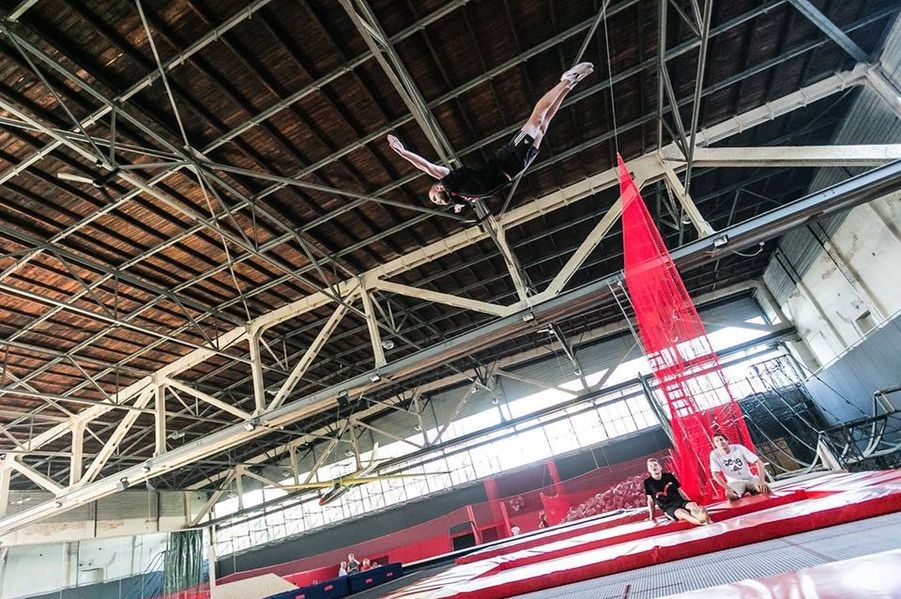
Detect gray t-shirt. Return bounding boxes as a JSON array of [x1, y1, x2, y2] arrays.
[[709, 444, 758, 482]]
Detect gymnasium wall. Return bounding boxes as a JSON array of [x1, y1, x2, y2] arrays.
[[805, 314, 901, 424]]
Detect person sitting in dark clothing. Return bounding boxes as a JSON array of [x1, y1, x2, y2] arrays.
[[643, 458, 712, 526]]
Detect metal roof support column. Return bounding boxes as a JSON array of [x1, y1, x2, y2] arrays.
[[0, 466, 10, 518], [359, 280, 387, 370], [153, 377, 166, 457], [350, 418, 423, 450], [247, 325, 267, 416], [658, 157, 715, 236], [540, 197, 627, 298], [69, 420, 85, 485]]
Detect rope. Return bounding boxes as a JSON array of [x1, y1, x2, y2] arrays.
[[600, 0, 620, 156]]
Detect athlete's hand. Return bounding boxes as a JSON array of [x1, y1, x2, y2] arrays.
[[453, 203, 465, 213], [387, 134, 404, 153], [726, 488, 740, 500], [757, 480, 770, 494]]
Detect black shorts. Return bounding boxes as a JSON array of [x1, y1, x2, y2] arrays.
[[493, 131, 539, 179], [662, 499, 690, 521]]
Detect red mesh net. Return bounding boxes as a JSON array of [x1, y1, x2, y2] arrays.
[[617, 155, 755, 500]]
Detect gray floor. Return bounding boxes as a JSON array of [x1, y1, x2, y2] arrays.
[[510, 512, 901, 598]]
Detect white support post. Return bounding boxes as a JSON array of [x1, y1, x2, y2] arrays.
[[9, 459, 63, 495], [82, 387, 154, 484], [247, 325, 267, 415], [658, 157, 714, 236], [486, 221, 531, 302], [234, 468, 244, 511], [269, 301, 350, 411], [153, 376, 166, 457], [206, 526, 217, 594], [288, 446, 299, 485], [411, 391, 430, 447], [0, 466, 10, 518], [69, 420, 85, 486], [164, 378, 252, 421], [371, 278, 512, 317], [359, 280, 387, 369]]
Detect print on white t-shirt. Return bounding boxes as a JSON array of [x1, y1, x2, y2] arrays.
[[709, 444, 756, 482]]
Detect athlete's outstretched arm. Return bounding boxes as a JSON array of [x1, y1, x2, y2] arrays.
[[387, 135, 450, 179]]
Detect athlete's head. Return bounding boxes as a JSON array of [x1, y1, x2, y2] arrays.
[[429, 182, 450, 206], [713, 433, 729, 450], [646, 458, 662, 477]]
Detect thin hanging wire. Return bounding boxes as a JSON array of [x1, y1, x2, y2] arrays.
[[136, 0, 253, 322], [601, 0, 620, 156]]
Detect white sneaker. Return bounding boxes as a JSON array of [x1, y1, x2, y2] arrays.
[[561, 62, 594, 85]]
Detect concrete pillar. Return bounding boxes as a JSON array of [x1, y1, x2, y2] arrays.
[[807, 225, 888, 321]]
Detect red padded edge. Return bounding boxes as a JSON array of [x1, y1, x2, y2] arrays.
[[480, 491, 808, 576], [457, 510, 645, 564], [662, 548, 901, 599], [430, 484, 901, 598]]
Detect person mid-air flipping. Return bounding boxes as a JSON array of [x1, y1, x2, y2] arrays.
[[387, 62, 594, 212]]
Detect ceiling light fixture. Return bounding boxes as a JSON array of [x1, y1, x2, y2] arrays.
[[369, 372, 381, 383], [57, 171, 102, 187]]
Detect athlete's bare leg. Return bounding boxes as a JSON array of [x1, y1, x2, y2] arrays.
[[524, 62, 593, 147]]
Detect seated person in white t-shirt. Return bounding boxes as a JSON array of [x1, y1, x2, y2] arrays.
[[709, 433, 770, 499]]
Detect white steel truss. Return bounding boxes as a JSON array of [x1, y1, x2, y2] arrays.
[[0, 44, 899, 535]]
